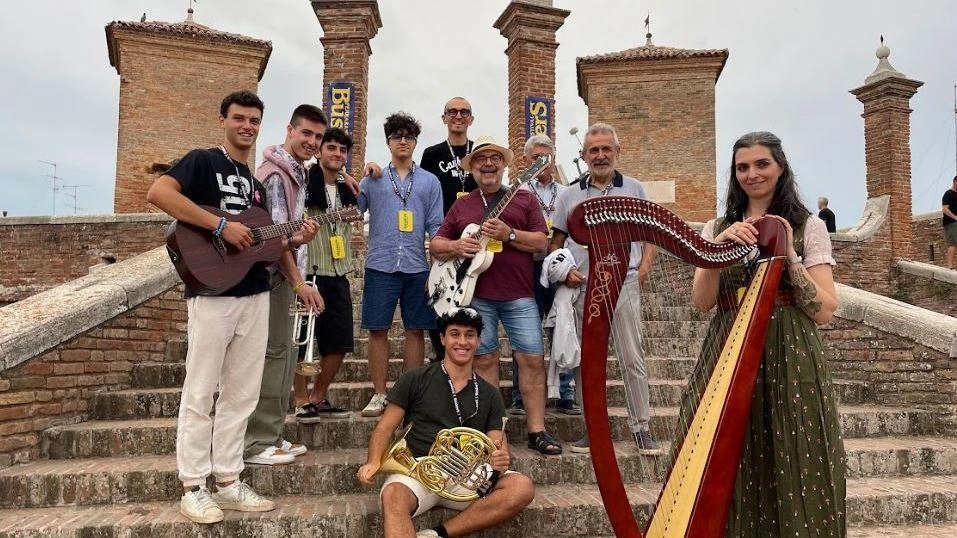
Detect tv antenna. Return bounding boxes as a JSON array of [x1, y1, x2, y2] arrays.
[[59, 184, 91, 214], [38, 160, 61, 215]]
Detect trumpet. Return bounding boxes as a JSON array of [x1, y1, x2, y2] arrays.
[[291, 276, 321, 377]]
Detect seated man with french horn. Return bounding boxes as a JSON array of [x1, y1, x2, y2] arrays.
[[357, 308, 535, 538]]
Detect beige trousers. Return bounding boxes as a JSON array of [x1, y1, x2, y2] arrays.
[[176, 292, 269, 487]]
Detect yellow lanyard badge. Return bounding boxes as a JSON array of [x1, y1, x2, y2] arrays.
[[398, 209, 414, 232], [329, 235, 346, 259]]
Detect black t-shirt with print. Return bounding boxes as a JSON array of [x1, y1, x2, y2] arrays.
[[943, 189, 957, 227], [420, 140, 476, 214], [387, 361, 506, 458], [166, 147, 271, 298]]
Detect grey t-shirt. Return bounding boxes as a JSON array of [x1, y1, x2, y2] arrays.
[[387, 361, 506, 458], [550, 171, 647, 276]]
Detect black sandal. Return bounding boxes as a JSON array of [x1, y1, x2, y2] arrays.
[[528, 430, 563, 455]]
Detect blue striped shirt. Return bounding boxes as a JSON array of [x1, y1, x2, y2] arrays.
[[358, 163, 443, 273]]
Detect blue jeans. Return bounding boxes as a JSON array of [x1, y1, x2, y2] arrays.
[[471, 297, 544, 356], [360, 268, 436, 330], [513, 260, 574, 405]]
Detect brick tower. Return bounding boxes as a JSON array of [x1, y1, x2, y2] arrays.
[[312, 0, 381, 179], [106, 9, 271, 213], [576, 33, 727, 223], [494, 0, 570, 178], [850, 40, 923, 261]]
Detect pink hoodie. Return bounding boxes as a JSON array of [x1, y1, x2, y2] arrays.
[[255, 145, 304, 221]]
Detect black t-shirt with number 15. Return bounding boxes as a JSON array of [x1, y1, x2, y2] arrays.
[[166, 147, 271, 298]]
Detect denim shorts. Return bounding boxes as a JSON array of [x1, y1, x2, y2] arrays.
[[471, 297, 543, 356], [361, 268, 436, 331]]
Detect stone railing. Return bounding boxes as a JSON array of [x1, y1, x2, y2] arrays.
[[892, 260, 957, 317], [0, 247, 183, 467]]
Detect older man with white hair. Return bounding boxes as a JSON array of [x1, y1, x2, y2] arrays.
[[430, 135, 562, 455]]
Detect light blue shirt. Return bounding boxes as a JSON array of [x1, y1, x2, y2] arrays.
[[358, 163, 443, 273]]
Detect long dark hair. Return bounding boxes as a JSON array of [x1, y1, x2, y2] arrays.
[[722, 131, 809, 227]]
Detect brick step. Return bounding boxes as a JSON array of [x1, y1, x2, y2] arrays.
[[2, 477, 957, 536], [848, 523, 957, 537], [128, 356, 701, 389], [89, 379, 688, 420], [7, 436, 957, 508], [44, 405, 936, 459]]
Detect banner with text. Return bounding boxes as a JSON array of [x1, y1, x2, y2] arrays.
[[325, 81, 356, 171], [524, 96, 554, 140]]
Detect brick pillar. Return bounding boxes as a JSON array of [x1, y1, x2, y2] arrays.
[[494, 1, 569, 179], [850, 43, 922, 261], [106, 10, 271, 213], [576, 39, 727, 223], [312, 0, 381, 179]]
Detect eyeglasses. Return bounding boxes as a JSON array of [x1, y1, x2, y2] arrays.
[[472, 153, 504, 165], [388, 134, 417, 143], [444, 108, 472, 118]]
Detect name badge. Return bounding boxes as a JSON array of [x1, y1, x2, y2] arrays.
[[398, 209, 414, 232], [456, 191, 468, 199], [546, 218, 554, 239], [486, 239, 503, 253], [329, 235, 346, 260]]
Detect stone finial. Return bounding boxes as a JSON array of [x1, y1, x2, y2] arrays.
[[865, 34, 905, 84], [185, 8, 194, 24]]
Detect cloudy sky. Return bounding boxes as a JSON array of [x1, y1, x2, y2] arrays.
[[1, 0, 955, 227]]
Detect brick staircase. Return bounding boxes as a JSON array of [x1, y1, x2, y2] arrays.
[[1, 272, 956, 537]]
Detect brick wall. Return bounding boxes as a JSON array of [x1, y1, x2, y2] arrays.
[[912, 212, 948, 266], [107, 23, 271, 213], [891, 261, 957, 317], [831, 225, 896, 296], [0, 215, 170, 305], [0, 287, 184, 467]]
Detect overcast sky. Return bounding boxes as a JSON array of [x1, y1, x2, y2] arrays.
[[1, 0, 955, 227]]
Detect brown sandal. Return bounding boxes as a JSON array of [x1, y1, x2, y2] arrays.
[[528, 430, 563, 455]]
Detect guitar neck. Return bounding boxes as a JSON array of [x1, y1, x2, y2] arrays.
[[253, 212, 350, 241]]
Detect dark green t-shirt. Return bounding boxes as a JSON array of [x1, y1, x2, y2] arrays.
[[387, 361, 506, 458]]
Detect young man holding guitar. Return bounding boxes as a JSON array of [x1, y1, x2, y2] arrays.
[[147, 91, 321, 523], [429, 136, 562, 455], [243, 104, 328, 466]]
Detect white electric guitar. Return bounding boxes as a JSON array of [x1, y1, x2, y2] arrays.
[[427, 154, 551, 316]]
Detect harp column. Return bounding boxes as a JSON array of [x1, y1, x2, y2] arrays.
[[106, 8, 272, 213], [576, 34, 727, 223], [494, 0, 570, 180], [312, 0, 382, 179], [850, 41, 923, 262]]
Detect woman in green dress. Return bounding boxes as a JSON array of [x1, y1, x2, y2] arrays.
[[679, 131, 846, 537]]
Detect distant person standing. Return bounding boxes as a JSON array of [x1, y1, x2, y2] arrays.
[[943, 175, 957, 269], [817, 197, 836, 233]]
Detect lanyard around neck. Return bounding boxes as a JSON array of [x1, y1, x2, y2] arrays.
[[388, 163, 416, 207], [447, 140, 473, 191], [531, 181, 558, 214], [441, 361, 479, 426], [218, 145, 251, 205]]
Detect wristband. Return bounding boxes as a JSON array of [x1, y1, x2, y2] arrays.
[[292, 281, 307, 293], [475, 470, 501, 498], [212, 217, 227, 237], [788, 255, 803, 265]]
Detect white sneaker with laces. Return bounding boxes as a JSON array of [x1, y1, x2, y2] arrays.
[[180, 487, 224, 524], [211, 481, 276, 512], [280, 439, 307, 457], [361, 393, 388, 417], [416, 530, 440, 538], [244, 445, 295, 465]]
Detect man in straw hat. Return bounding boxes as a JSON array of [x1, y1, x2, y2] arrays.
[[430, 135, 562, 455]]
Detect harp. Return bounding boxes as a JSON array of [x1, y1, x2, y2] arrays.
[[567, 196, 788, 538]]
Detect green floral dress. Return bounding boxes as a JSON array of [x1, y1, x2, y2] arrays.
[[672, 217, 846, 538]]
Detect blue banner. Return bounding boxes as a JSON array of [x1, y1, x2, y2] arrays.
[[524, 96, 553, 140], [325, 81, 356, 170]]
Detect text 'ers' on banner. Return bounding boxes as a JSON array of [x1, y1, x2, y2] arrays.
[[524, 96, 554, 140], [325, 81, 356, 171]]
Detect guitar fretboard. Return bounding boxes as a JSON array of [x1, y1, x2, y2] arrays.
[[470, 155, 551, 240], [253, 208, 358, 241]]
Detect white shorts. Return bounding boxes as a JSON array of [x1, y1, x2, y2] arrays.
[[379, 465, 516, 517]]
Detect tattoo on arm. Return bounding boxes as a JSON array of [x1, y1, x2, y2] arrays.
[[790, 265, 822, 316]]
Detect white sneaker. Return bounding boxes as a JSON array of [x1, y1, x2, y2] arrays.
[[244, 446, 295, 465], [211, 481, 276, 512], [180, 487, 224, 524], [361, 393, 388, 417], [416, 530, 440, 538], [280, 439, 307, 457]]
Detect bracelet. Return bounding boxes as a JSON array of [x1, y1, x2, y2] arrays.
[[788, 255, 803, 265], [212, 217, 227, 237], [292, 281, 307, 293]]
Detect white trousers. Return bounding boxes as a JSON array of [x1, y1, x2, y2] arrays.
[[176, 293, 269, 487]]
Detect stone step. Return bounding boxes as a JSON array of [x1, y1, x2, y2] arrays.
[[125, 356, 701, 390], [89, 379, 688, 420], [848, 523, 957, 537], [44, 405, 936, 459], [1, 477, 956, 536], [7, 436, 957, 509]]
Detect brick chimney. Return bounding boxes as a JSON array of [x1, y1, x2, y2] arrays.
[[312, 0, 382, 179], [576, 35, 727, 223], [106, 9, 271, 213], [494, 1, 569, 178], [850, 39, 923, 261]]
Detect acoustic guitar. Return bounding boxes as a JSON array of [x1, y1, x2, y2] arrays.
[[165, 205, 362, 295]]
